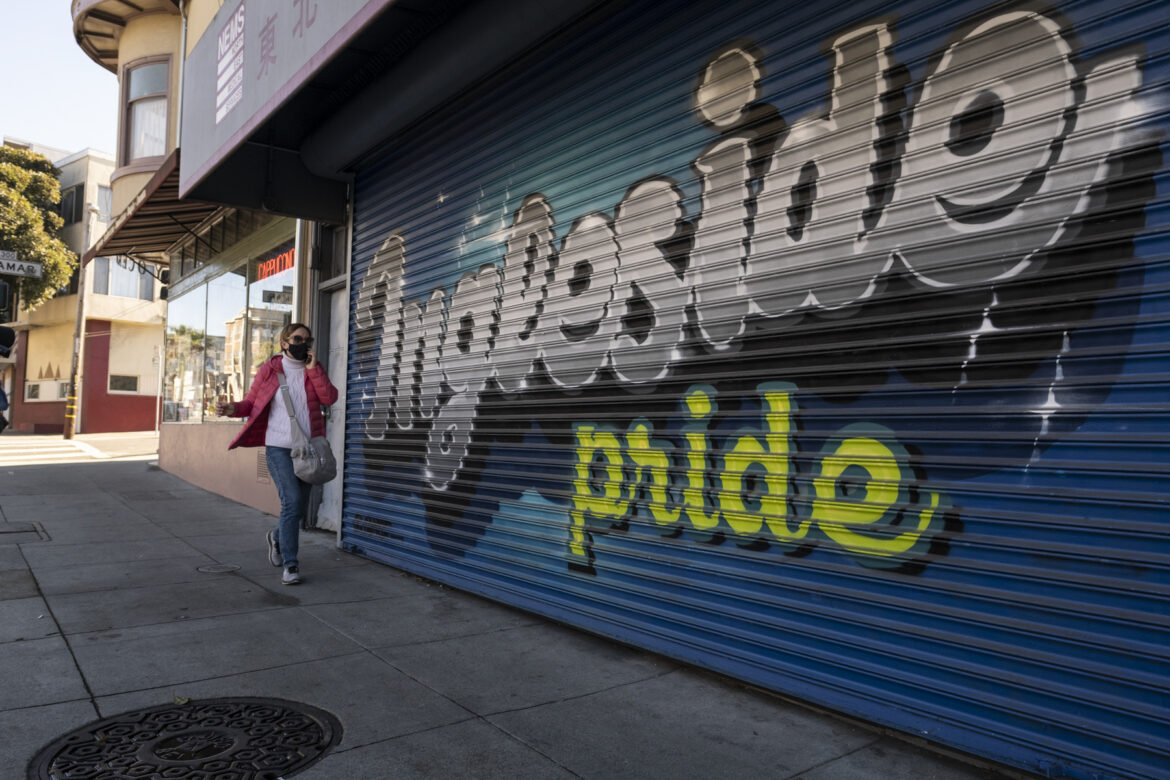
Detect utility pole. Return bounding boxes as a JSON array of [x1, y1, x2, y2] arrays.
[[64, 206, 99, 440]]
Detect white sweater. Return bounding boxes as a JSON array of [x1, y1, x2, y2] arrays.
[[264, 356, 313, 448]]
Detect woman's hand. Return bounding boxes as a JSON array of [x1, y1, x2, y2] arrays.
[[306, 348, 318, 370], [215, 401, 237, 417]]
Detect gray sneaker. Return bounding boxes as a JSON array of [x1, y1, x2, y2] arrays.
[[267, 529, 282, 567], [282, 566, 302, 585]]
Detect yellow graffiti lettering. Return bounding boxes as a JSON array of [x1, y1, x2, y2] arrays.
[[626, 420, 680, 530], [682, 387, 721, 535], [717, 385, 809, 544], [810, 430, 941, 559], [566, 387, 950, 571], [569, 424, 628, 560]]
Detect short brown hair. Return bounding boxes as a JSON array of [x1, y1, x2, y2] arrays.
[[279, 323, 311, 343]]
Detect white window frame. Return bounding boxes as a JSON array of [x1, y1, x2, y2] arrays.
[[23, 380, 68, 402]]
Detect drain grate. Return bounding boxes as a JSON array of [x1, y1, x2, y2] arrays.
[[28, 697, 342, 779]]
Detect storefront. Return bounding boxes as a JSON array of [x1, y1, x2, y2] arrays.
[[157, 210, 300, 514], [177, 0, 1169, 776]]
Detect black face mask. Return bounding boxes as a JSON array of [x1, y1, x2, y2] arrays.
[[285, 342, 310, 361]]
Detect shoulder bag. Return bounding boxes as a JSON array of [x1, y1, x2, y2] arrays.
[[276, 372, 337, 484]]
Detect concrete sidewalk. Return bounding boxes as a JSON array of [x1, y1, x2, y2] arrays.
[[1, 457, 1020, 779]]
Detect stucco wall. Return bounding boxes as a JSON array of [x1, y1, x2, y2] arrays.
[[109, 171, 153, 217], [185, 0, 227, 57], [11, 330, 65, 434], [159, 422, 280, 516], [111, 11, 182, 215], [82, 319, 158, 433], [24, 324, 71, 392], [55, 151, 116, 253], [86, 278, 166, 326], [108, 321, 163, 396]]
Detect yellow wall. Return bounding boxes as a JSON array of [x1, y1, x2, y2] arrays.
[[109, 321, 164, 395], [109, 171, 154, 218], [186, 0, 227, 57], [86, 280, 166, 326], [25, 324, 72, 388], [56, 151, 116, 255], [110, 11, 182, 216], [23, 293, 76, 328], [24, 263, 165, 329]]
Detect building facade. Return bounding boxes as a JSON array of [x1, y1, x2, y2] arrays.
[[1, 141, 164, 434], [73, 0, 331, 516], [82, 1, 1170, 777]]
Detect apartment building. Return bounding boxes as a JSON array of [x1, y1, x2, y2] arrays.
[[1, 139, 164, 433]]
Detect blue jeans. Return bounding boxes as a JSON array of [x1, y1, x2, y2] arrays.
[[265, 446, 309, 569]]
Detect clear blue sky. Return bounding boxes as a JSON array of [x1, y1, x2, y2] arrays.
[[0, 4, 118, 155]]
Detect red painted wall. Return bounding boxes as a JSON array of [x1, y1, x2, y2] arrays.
[[9, 329, 66, 434], [81, 319, 157, 433]]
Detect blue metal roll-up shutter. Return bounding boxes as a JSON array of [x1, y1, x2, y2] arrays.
[[343, 1, 1170, 777]]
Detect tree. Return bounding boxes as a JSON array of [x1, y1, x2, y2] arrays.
[[0, 146, 77, 309]]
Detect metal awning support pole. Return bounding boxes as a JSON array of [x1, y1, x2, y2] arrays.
[[166, 214, 217, 255]]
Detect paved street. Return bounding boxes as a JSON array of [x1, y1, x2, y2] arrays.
[[1, 447, 1025, 778], [0, 431, 159, 467]]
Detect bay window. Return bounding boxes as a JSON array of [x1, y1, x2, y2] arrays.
[[123, 59, 169, 163]]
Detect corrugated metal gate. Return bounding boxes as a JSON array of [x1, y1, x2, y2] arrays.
[[342, 1, 1169, 777]]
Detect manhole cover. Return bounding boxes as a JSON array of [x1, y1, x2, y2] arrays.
[[28, 697, 341, 779], [197, 563, 242, 573]]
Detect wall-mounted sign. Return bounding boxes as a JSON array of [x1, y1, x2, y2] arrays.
[[0, 250, 42, 279], [257, 247, 295, 281], [215, 1, 247, 124], [182, 0, 391, 194]]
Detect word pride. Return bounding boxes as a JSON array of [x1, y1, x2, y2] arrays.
[[569, 385, 948, 569]]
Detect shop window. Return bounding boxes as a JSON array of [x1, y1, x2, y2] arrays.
[[247, 243, 295, 387], [109, 375, 139, 393], [205, 265, 248, 417], [123, 60, 168, 163], [161, 238, 296, 423], [162, 285, 207, 422]]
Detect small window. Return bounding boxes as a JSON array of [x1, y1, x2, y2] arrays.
[[59, 382, 70, 399], [139, 267, 154, 301], [124, 61, 168, 162], [60, 184, 84, 225], [92, 257, 153, 301], [109, 375, 139, 393], [93, 257, 110, 295], [25, 383, 40, 400], [97, 186, 112, 223]]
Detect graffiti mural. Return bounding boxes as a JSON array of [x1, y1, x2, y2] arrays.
[[351, 6, 1159, 574]]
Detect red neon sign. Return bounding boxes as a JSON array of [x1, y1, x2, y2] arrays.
[[257, 247, 295, 281]]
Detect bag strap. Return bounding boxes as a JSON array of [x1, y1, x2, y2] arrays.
[[276, 371, 310, 443]]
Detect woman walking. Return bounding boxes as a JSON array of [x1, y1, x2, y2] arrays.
[[216, 323, 338, 585]]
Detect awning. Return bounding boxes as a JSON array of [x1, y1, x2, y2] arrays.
[[85, 149, 221, 265]]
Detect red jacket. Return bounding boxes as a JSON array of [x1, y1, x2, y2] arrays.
[[227, 355, 339, 449]]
